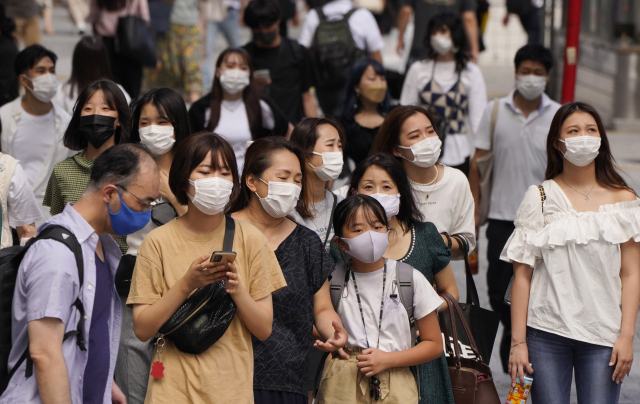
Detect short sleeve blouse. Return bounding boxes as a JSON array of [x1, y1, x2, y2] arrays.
[[501, 180, 640, 347]]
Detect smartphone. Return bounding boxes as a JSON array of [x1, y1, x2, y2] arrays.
[[209, 251, 237, 267], [254, 69, 271, 81]]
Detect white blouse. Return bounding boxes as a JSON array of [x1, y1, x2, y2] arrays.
[[501, 180, 640, 347]]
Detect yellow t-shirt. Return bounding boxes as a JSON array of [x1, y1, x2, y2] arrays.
[[127, 217, 287, 404]]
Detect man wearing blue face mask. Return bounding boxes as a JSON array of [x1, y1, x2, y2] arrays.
[[0, 144, 159, 404], [469, 44, 560, 374]]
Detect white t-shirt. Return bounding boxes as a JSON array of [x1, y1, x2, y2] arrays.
[[298, 0, 385, 52], [7, 163, 43, 226], [474, 90, 560, 222], [411, 166, 475, 257], [338, 259, 443, 352], [54, 82, 132, 116], [501, 180, 640, 347], [205, 99, 275, 170], [400, 60, 487, 166], [12, 108, 56, 188], [290, 189, 344, 251]]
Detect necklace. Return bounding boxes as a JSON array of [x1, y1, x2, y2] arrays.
[[399, 227, 416, 262], [410, 165, 439, 201], [350, 262, 387, 400], [561, 175, 596, 201]]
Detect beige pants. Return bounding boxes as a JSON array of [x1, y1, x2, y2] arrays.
[[13, 17, 41, 47], [316, 347, 419, 404], [66, 0, 89, 26]]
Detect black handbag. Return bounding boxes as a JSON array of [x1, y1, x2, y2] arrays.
[[439, 235, 500, 365], [115, 12, 157, 67], [158, 216, 237, 354]]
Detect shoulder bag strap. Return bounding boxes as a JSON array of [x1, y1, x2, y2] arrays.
[[537, 185, 546, 213], [323, 193, 338, 250], [489, 99, 500, 150], [451, 234, 480, 307], [222, 215, 236, 252], [441, 292, 484, 362]]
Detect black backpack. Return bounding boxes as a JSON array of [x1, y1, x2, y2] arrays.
[[0, 225, 85, 395], [312, 8, 365, 88]]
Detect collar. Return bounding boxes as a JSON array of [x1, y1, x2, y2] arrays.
[[72, 151, 93, 171], [506, 89, 553, 115]]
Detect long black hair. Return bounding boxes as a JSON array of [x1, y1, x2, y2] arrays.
[[207, 48, 262, 138], [341, 58, 392, 123], [130, 88, 191, 152], [67, 36, 112, 98], [333, 194, 389, 238], [348, 153, 423, 233], [424, 12, 471, 73]]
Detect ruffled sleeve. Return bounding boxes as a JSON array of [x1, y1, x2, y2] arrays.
[[500, 185, 545, 267]]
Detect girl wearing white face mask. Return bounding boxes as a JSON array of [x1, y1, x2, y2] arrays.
[[111, 88, 190, 404], [188, 48, 293, 171], [290, 117, 347, 252], [227, 137, 348, 404], [400, 12, 487, 176], [317, 195, 445, 404], [371, 106, 475, 261], [506, 103, 640, 404], [128, 132, 287, 404], [331, 153, 459, 404]]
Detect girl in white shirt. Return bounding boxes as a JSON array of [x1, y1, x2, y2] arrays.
[[505, 102, 640, 404], [371, 105, 475, 259], [400, 12, 487, 174], [317, 195, 444, 404]]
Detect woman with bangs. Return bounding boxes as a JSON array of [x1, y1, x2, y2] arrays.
[[127, 132, 287, 404], [44, 79, 130, 251], [227, 137, 347, 404]]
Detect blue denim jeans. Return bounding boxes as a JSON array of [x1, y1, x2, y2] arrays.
[[526, 327, 621, 404], [202, 7, 241, 93]]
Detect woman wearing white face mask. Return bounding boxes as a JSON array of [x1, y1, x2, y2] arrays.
[[189, 48, 292, 171], [289, 117, 347, 252], [127, 132, 287, 404], [331, 153, 458, 404], [111, 88, 191, 404], [318, 195, 445, 404], [400, 12, 487, 176], [227, 137, 347, 404], [371, 106, 475, 260], [506, 103, 640, 404]]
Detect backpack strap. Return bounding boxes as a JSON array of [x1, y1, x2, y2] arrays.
[[394, 262, 415, 346], [6, 225, 85, 383], [489, 99, 500, 150], [329, 264, 348, 311], [315, 6, 327, 22], [222, 215, 235, 252], [344, 8, 358, 20]]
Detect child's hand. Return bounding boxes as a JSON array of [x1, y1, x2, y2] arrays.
[[356, 348, 390, 377]]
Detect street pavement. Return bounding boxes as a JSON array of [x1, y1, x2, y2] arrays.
[[42, 3, 640, 402]]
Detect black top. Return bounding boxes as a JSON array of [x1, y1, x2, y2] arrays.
[[244, 38, 315, 124], [340, 117, 381, 166], [0, 36, 18, 108], [252, 224, 333, 396], [188, 93, 290, 138]]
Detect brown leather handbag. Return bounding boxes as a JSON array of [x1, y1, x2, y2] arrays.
[[439, 293, 501, 404]]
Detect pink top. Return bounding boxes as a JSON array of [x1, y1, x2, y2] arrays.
[[88, 0, 151, 37]]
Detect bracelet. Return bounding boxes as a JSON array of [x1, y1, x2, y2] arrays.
[[510, 341, 526, 349], [441, 232, 452, 249]]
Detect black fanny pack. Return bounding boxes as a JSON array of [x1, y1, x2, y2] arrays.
[[158, 216, 237, 354]]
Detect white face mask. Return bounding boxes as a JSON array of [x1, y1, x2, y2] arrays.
[[24, 73, 58, 103], [370, 193, 400, 220], [398, 136, 441, 168], [309, 151, 343, 182], [340, 230, 389, 264], [515, 75, 547, 101], [219, 69, 250, 95], [138, 125, 175, 155], [559, 136, 600, 167], [188, 177, 234, 215], [430, 35, 453, 55], [256, 178, 302, 218]]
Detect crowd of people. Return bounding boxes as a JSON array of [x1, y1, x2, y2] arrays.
[[0, 1, 638, 404]]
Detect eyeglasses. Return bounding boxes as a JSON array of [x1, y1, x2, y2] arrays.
[[118, 185, 158, 212]]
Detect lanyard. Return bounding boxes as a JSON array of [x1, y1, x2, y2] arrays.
[[349, 263, 387, 350]]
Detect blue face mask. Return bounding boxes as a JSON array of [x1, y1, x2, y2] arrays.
[[107, 190, 151, 236]]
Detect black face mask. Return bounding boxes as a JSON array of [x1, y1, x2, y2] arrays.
[[254, 30, 277, 45], [79, 114, 117, 149]]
